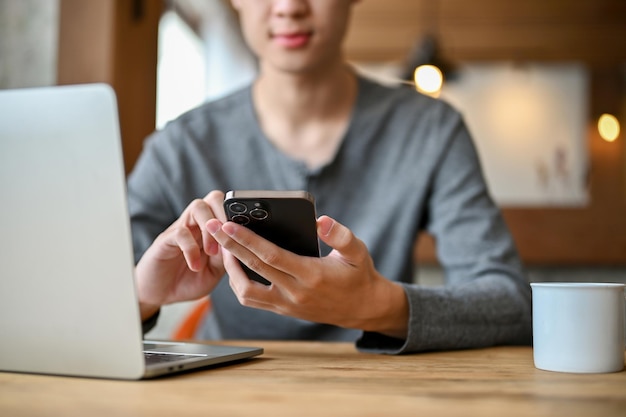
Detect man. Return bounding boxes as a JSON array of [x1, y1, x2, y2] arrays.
[[130, 0, 532, 353]]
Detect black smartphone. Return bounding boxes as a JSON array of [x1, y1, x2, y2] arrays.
[[223, 190, 321, 285]]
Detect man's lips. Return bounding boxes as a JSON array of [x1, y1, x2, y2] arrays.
[[271, 31, 312, 48]]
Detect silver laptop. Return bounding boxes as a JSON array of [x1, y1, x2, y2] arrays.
[[0, 84, 262, 379]]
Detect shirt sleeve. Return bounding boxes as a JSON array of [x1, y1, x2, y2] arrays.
[[357, 112, 532, 354], [127, 129, 180, 264], [142, 309, 161, 335]]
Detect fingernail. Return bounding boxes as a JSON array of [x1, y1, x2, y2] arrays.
[[222, 222, 236, 236], [319, 217, 334, 236]]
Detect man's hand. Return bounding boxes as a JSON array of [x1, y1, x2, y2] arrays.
[[206, 215, 409, 339], [135, 190, 227, 320]]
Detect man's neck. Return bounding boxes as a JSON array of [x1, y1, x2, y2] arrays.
[[252, 65, 358, 168]]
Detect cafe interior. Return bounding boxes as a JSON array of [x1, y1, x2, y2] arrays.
[[2, 0, 625, 338]]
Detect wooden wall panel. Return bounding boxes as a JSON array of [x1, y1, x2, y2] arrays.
[[438, 0, 626, 64], [345, 1, 428, 62], [57, 0, 115, 83], [111, 0, 162, 175], [345, 0, 626, 65], [58, 0, 162, 174]]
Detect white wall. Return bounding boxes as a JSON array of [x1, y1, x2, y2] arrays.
[[0, 0, 59, 89]]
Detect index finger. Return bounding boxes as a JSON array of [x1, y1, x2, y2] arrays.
[[210, 220, 305, 284], [202, 190, 227, 222], [175, 190, 227, 256]]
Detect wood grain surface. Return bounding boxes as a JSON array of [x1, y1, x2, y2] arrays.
[[1, 341, 625, 417]]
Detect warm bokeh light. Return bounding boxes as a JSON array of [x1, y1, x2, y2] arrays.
[[598, 114, 620, 142], [414, 65, 443, 96]]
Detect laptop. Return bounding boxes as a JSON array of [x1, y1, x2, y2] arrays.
[[0, 84, 262, 379]]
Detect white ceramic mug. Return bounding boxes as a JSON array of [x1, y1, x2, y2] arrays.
[[531, 282, 625, 373]]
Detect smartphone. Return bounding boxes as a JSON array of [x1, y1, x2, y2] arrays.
[[223, 190, 321, 285]]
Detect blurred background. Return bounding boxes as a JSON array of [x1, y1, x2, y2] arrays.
[[2, 0, 625, 338]]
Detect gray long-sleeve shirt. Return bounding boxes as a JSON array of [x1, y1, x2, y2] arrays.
[[128, 75, 532, 354]]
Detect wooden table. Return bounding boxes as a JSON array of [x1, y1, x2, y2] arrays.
[[1, 341, 624, 417]]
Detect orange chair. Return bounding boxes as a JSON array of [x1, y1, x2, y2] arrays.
[[171, 297, 212, 340]]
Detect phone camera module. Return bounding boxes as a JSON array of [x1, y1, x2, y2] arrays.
[[231, 214, 250, 225], [249, 208, 269, 221], [229, 202, 247, 214]]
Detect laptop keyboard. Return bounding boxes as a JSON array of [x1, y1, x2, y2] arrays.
[[144, 352, 204, 366]]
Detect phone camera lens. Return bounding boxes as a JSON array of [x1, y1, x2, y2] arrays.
[[231, 214, 249, 225], [249, 208, 269, 221], [229, 202, 247, 214]]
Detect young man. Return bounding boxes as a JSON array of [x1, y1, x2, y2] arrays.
[[130, 0, 532, 353]]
